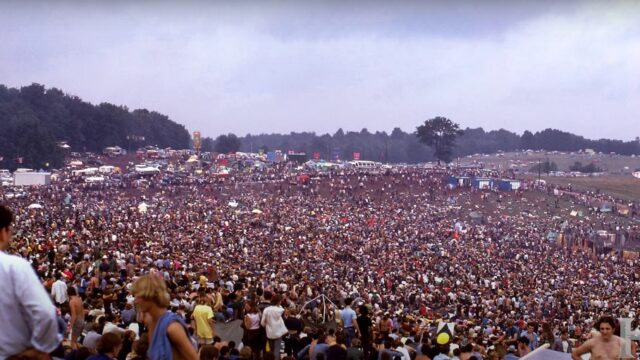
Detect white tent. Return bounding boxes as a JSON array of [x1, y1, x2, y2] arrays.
[[99, 165, 115, 173], [85, 176, 106, 183], [520, 345, 570, 360]]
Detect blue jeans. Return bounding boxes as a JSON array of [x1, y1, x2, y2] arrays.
[[344, 327, 357, 348], [268, 337, 282, 360]]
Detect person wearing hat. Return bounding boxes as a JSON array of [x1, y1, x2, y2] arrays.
[[0, 205, 60, 359]]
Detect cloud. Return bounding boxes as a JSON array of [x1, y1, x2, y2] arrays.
[[0, 1, 638, 140]]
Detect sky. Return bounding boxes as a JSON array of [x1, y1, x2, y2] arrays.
[[1, 0, 639, 141]]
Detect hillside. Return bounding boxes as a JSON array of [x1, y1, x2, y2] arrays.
[[0, 83, 190, 170]]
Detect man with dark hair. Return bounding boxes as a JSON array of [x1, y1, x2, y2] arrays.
[[572, 316, 630, 360], [0, 204, 60, 358], [341, 298, 358, 348]]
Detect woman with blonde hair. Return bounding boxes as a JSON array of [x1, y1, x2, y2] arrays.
[[132, 274, 198, 360]]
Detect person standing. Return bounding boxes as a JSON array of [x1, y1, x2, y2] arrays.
[[132, 274, 198, 360], [356, 305, 373, 360], [0, 205, 60, 358], [192, 294, 216, 346], [243, 300, 263, 360], [51, 272, 69, 312], [341, 298, 358, 348], [261, 294, 289, 360], [68, 286, 85, 350]]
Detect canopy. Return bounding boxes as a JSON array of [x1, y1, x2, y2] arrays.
[[186, 155, 199, 163]]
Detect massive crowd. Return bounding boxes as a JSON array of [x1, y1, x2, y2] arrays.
[[1, 158, 639, 360]]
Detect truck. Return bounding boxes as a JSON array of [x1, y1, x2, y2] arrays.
[[13, 172, 51, 186]]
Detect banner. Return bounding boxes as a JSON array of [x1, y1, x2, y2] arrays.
[[353, 152, 361, 160]]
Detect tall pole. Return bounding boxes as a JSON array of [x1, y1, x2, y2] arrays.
[[538, 159, 541, 181]]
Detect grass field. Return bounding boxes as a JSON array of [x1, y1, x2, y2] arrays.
[[461, 151, 640, 173], [460, 151, 640, 201], [541, 175, 640, 201]]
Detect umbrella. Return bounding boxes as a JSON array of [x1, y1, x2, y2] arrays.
[[252, 209, 263, 214], [27, 203, 43, 209]]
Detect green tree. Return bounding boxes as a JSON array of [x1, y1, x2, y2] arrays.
[[415, 117, 463, 164], [214, 133, 241, 153], [570, 161, 602, 173], [521, 130, 535, 150], [201, 137, 215, 152], [530, 160, 558, 174]]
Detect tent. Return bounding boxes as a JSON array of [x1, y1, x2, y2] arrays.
[[85, 176, 105, 183], [520, 345, 570, 360]]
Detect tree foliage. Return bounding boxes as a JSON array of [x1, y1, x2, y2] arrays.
[[232, 126, 640, 165], [415, 117, 464, 164], [530, 160, 558, 174], [570, 161, 603, 173], [214, 133, 242, 154], [0, 83, 190, 170]]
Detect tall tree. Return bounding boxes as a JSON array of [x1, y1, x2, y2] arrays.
[[521, 130, 536, 150], [415, 117, 463, 164], [214, 133, 241, 153]]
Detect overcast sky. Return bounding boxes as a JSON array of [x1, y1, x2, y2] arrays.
[[1, 0, 639, 140]]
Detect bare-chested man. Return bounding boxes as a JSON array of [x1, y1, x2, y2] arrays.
[[68, 286, 85, 349], [572, 316, 632, 360]]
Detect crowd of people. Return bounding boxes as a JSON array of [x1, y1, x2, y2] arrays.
[[1, 157, 639, 360]]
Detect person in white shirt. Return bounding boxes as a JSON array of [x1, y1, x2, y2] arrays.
[[51, 273, 69, 308], [0, 205, 60, 359], [261, 294, 289, 360], [103, 313, 127, 336]]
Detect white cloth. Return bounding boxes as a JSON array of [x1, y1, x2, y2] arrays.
[[0, 251, 59, 358], [103, 321, 126, 336], [260, 305, 288, 339], [396, 347, 411, 360], [51, 279, 68, 304]]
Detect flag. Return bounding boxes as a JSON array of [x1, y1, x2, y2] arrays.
[[353, 152, 361, 160], [436, 322, 455, 345], [313, 152, 320, 160], [16, 157, 23, 164]]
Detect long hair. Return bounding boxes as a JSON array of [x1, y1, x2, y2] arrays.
[[131, 274, 171, 308]]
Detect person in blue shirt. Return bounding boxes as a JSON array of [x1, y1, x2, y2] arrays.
[[519, 324, 539, 350], [341, 298, 359, 347]]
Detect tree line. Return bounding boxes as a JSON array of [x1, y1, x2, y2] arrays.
[[0, 83, 190, 170], [204, 122, 640, 163], [1, 83, 638, 169]]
